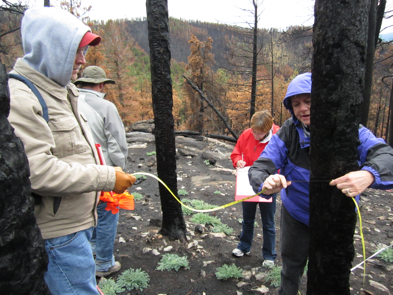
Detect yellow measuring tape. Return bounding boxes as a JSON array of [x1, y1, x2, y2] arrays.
[[351, 197, 366, 284], [133, 172, 267, 212], [133, 172, 367, 286]]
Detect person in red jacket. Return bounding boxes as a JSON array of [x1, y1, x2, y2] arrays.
[[231, 110, 280, 267]]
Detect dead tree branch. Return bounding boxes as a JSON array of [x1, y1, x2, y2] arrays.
[[183, 75, 238, 140]]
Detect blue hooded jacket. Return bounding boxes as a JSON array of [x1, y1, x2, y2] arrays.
[[249, 73, 393, 225]]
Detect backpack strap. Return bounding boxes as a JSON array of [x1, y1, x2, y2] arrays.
[[8, 73, 49, 123]]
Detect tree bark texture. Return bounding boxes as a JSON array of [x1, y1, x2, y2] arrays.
[[0, 63, 49, 293], [388, 81, 393, 146], [250, 0, 258, 121], [375, 0, 386, 46], [360, 0, 377, 127], [146, 0, 186, 241], [309, 1, 369, 294]]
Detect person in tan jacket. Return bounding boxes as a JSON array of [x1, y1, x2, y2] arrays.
[[8, 7, 135, 295]]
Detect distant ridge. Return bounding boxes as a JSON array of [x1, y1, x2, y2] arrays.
[[380, 32, 393, 41]]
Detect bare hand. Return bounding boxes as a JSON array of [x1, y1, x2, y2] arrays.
[[113, 167, 137, 194], [261, 174, 291, 195], [236, 160, 246, 168], [329, 170, 374, 197]]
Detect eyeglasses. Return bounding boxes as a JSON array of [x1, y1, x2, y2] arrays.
[[77, 45, 89, 57]]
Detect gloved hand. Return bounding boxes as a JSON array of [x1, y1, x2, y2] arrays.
[[113, 167, 136, 194]]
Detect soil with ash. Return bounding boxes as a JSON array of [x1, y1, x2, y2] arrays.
[[100, 136, 393, 295]]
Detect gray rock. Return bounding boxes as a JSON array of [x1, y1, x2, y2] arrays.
[[175, 136, 209, 151], [195, 224, 204, 234], [163, 246, 173, 252], [178, 147, 198, 157], [127, 132, 155, 143], [146, 157, 156, 167], [201, 151, 218, 165], [127, 119, 155, 133]]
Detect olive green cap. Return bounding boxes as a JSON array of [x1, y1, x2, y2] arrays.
[[74, 66, 115, 84]]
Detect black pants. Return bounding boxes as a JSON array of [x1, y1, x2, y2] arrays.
[[279, 205, 309, 295]]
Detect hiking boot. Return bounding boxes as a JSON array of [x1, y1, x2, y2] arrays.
[[96, 261, 121, 277], [232, 248, 250, 257], [262, 260, 274, 268]]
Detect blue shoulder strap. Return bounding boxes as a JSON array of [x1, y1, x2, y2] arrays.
[[8, 73, 49, 123]]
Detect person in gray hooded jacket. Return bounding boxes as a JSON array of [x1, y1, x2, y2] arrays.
[[75, 66, 128, 277], [8, 7, 135, 295]]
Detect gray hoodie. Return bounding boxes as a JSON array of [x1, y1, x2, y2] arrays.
[[21, 7, 90, 87]]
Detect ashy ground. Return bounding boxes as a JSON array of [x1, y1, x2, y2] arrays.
[[99, 134, 393, 295]]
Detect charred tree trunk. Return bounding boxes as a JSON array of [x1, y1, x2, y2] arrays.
[[375, 0, 386, 46], [44, 0, 50, 7], [0, 64, 49, 293], [388, 80, 393, 146], [360, 0, 386, 126], [360, 0, 376, 127], [309, 0, 369, 294], [380, 99, 387, 139], [249, 0, 258, 121], [146, 0, 186, 241], [373, 89, 383, 135]]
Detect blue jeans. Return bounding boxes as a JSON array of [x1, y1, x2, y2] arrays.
[[90, 202, 119, 272], [237, 193, 277, 261], [44, 227, 98, 295]]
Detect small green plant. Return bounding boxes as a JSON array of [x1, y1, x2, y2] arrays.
[[265, 266, 281, 287], [97, 278, 125, 295], [190, 212, 233, 234], [156, 254, 189, 271], [190, 213, 222, 226], [215, 263, 243, 280], [203, 159, 210, 166], [178, 189, 189, 196], [146, 151, 156, 156], [214, 191, 222, 194], [135, 174, 147, 180], [377, 245, 393, 263], [211, 223, 234, 235], [132, 192, 143, 200], [181, 199, 219, 215], [117, 268, 150, 291]]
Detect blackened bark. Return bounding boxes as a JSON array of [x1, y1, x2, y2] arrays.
[[146, 0, 186, 241], [250, 0, 258, 120], [388, 81, 393, 146], [360, 0, 386, 127], [375, 0, 386, 46], [309, 0, 369, 294], [360, 0, 377, 127], [0, 63, 49, 293]]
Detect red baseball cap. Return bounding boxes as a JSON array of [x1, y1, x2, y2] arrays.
[[79, 31, 101, 48]]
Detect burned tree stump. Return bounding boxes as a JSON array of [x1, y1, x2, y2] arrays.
[[0, 63, 49, 293]]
